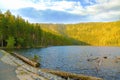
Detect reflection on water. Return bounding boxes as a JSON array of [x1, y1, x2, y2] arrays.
[[14, 46, 120, 80]]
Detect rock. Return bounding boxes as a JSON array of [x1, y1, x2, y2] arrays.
[[103, 56, 107, 59]]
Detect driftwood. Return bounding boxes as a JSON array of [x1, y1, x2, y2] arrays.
[[116, 56, 120, 59], [11, 52, 40, 67], [115, 56, 120, 63], [41, 69, 103, 80], [87, 57, 99, 62], [87, 56, 107, 62]]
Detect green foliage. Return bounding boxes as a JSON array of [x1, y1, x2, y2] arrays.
[[40, 30, 73, 46], [16, 38, 24, 48], [0, 10, 120, 47], [32, 54, 40, 62], [6, 36, 15, 48], [0, 10, 74, 48], [0, 10, 42, 48]]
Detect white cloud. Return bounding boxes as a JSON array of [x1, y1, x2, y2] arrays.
[[34, 1, 78, 11], [85, 0, 120, 21], [0, 0, 119, 22], [87, 0, 120, 13], [95, 0, 109, 3], [0, 0, 34, 9], [0, 0, 83, 13], [91, 11, 120, 21]]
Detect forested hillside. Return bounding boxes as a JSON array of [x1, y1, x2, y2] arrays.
[[0, 10, 42, 48], [0, 10, 120, 48], [0, 10, 73, 48], [40, 21, 120, 46], [66, 21, 120, 46]]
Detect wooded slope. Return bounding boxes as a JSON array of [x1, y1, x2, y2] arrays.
[[40, 21, 120, 46]]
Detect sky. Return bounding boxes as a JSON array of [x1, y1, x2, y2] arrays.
[[0, 0, 120, 23]]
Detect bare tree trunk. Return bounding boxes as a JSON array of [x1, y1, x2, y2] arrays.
[[11, 52, 40, 67], [1, 35, 3, 47]]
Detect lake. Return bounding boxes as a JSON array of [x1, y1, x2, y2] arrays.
[[13, 46, 120, 80]]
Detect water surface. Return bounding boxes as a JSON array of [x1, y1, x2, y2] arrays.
[[14, 46, 120, 80]]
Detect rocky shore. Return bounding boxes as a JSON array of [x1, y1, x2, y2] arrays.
[[0, 50, 103, 80]]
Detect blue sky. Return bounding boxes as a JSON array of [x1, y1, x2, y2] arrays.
[[0, 0, 120, 23]]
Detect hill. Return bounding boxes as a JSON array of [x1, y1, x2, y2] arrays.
[[40, 21, 120, 46]]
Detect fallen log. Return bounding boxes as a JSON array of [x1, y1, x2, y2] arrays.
[[116, 56, 120, 59], [115, 56, 120, 63], [11, 52, 40, 67], [87, 57, 99, 62], [41, 69, 103, 80]]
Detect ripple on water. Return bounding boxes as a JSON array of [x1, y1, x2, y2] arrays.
[[13, 46, 120, 80]]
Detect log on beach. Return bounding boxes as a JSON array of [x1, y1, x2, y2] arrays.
[[11, 52, 40, 67], [41, 69, 103, 80], [116, 56, 120, 59]]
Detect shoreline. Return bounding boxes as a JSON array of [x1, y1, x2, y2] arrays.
[[0, 50, 103, 80], [1, 45, 120, 50], [0, 51, 19, 80]]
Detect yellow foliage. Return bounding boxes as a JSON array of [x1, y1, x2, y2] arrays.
[[40, 21, 120, 46]]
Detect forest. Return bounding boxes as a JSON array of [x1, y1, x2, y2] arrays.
[[0, 10, 73, 48], [40, 21, 120, 46], [0, 10, 120, 48]]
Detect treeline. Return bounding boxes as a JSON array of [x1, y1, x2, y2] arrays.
[[66, 21, 120, 46], [0, 10, 42, 48], [40, 24, 89, 45], [40, 21, 120, 46], [0, 10, 73, 48], [1, 10, 119, 47]]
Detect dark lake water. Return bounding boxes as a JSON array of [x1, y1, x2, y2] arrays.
[[13, 46, 120, 80]]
